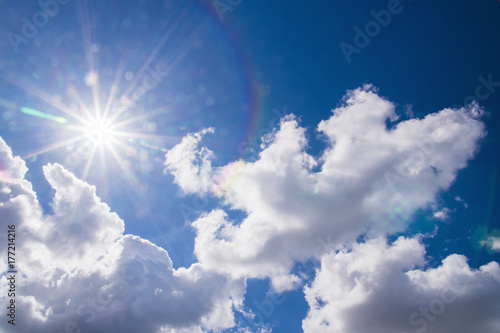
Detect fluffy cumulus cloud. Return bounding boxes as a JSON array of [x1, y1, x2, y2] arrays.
[[1, 85, 495, 333], [302, 237, 500, 333], [0, 137, 245, 333], [165, 127, 216, 195], [165, 85, 487, 290]]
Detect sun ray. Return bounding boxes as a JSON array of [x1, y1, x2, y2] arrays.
[[111, 106, 171, 129], [121, 16, 177, 98], [106, 140, 141, 187], [62, 80, 94, 120], [0, 69, 87, 124], [106, 4, 188, 125], [0, 2, 204, 186], [129, 138, 169, 153], [97, 142, 109, 197], [80, 143, 98, 181], [79, 0, 101, 119], [22, 134, 88, 160], [112, 130, 179, 144], [102, 55, 130, 120], [108, 20, 206, 125]]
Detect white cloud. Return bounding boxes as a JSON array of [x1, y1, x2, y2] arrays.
[[164, 127, 215, 195], [165, 86, 487, 289], [302, 237, 500, 333], [454, 195, 469, 208], [482, 236, 500, 252], [433, 207, 451, 221], [0, 137, 245, 333], [0, 85, 493, 332]]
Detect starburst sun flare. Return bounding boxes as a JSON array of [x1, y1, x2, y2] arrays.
[[80, 116, 117, 146], [1, 70, 174, 183]]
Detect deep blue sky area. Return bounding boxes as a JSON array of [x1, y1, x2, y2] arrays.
[[1, 1, 499, 332]]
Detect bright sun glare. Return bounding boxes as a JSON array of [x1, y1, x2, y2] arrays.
[[83, 117, 115, 146], [1, 8, 177, 184]]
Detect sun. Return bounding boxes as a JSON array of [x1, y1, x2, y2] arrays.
[[83, 117, 116, 146], [7, 55, 174, 183]]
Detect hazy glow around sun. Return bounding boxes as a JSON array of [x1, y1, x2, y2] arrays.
[[82, 116, 117, 146]]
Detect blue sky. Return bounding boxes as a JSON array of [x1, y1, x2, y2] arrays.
[[1, 1, 500, 332]]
